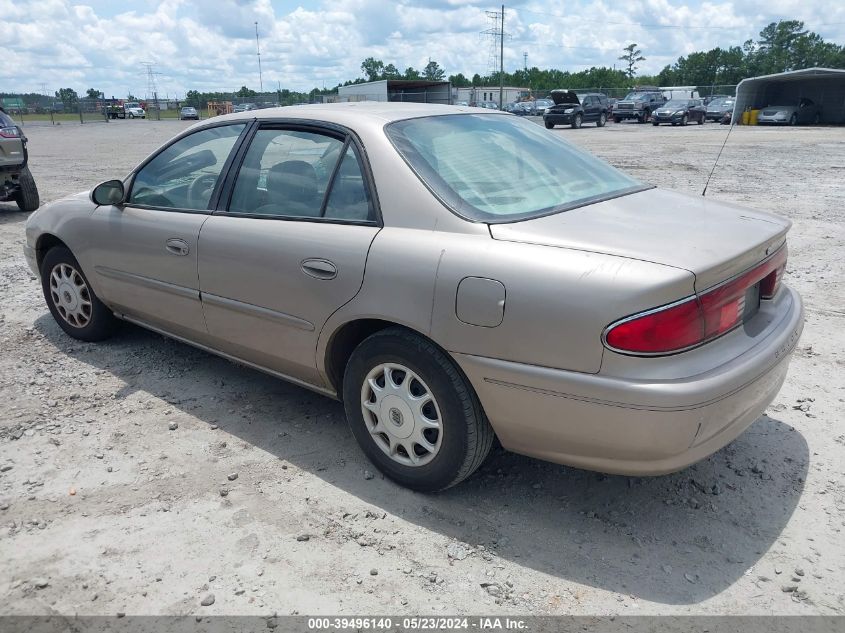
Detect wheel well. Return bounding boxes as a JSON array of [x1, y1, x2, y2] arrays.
[[35, 234, 68, 271], [324, 319, 409, 393]]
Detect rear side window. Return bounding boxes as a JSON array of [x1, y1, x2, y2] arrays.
[[0, 111, 15, 127], [228, 128, 374, 222]]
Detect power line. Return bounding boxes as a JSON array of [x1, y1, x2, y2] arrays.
[[515, 7, 845, 31]]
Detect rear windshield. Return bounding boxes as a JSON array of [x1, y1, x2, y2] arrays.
[[386, 114, 647, 223]]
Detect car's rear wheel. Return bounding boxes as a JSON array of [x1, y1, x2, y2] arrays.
[[15, 167, 40, 212], [597, 112, 607, 127], [571, 114, 582, 129], [40, 247, 116, 342], [544, 120, 554, 129], [343, 327, 493, 491]]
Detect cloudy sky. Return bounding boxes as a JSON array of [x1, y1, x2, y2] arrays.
[[1, 0, 843, 98]]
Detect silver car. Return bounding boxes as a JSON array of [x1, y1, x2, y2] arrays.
[[757, 98, 822, 125], [24, 104, 804, 491]]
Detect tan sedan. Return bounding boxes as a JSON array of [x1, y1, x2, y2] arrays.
[[24, 104, 804, 490]]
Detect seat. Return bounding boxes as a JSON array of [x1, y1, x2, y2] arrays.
[[255, 160, 321, 217]]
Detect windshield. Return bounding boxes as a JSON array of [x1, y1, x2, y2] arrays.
[[664, 100, 689, 108], [126, 103, 141, 109], [624, 93, 648, 101], [386, 114, 647, 223]]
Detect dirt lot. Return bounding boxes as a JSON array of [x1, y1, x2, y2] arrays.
[[1, 118, 843, 616]]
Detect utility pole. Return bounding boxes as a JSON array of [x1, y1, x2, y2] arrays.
[[499, 5, 504, 110], [255, 21, 263, 93]]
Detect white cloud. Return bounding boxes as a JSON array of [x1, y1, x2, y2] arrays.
[[0, 0, 842, 97]]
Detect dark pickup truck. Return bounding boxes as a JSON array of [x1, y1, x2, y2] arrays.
[[612, 90, 665, 123]]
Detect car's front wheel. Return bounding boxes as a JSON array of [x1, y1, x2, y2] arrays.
[[544, 120, 554, 129], [597, 112, 607, 127], [681, 114, 688, 126], [790, 113, 798, 126], [343, 327, 493, 491], [15, 167, 39, 212], [40, 247, 117, 342], [571, 113, 582, 129]]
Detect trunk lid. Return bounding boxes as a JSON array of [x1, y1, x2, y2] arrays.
[[489, 188, 790, 292]]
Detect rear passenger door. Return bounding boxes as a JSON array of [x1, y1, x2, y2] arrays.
[[197, 123, 381, 387], [581, 96, 596, 122]]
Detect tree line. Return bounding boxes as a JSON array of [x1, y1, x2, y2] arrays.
[[4, 19, 842, 110]]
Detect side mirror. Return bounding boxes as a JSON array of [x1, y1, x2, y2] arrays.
[[91, 180, 125, 206]]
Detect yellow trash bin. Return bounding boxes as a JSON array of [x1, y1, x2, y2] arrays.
[[741, 110, 750, 125], [749, 109, 760, 125]]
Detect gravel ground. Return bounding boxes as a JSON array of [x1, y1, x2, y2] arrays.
[[0, 118, 843, 616]]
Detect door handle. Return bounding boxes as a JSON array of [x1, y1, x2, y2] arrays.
[[165, 238, 190, 256], [301, 258, 337, 280]]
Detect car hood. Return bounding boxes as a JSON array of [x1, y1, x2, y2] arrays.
[[550, 90, 580, 106], [762, 106, 797, 113], [489, 188, 790, 292]]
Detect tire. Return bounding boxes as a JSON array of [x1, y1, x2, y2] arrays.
[[681, 115, 688, 126], [639, 110, 649, 123], [343, 327, 494, 491], [544, 120, 554, 129], [40, 246, 116, 342], [813, 113, 820, 125], [790, 113, 798, 126], [614, 117, 622, 124], [15, 167, 40, 212], [653, 121, 659, 126], [697, 113, 704, 125], [571, 113, 582, 129], [596, 112, 607, 127]]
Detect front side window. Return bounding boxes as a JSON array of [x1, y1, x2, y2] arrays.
[[387, 113, 647, 223], [129, 124, 245, 210], [229, 128, 374, 222]]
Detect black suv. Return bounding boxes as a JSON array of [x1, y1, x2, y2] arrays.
[[0, 107, 39, 212], [543, 91, 609, 129], [612, 90, 666, 123]]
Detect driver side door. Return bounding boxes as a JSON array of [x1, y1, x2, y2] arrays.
[[85, 123, 248, 340]]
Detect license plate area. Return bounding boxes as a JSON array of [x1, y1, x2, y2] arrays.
[[742, 282, 761, 322]]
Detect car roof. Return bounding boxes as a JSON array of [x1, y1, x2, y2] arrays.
[[201, 102, 506, 128]]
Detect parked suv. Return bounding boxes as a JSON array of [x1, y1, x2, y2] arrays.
[[544, 91, 608, 129], [613, 90, 665, 123], [0, 107, 39, 212]]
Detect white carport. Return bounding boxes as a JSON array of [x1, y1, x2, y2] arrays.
[[734, 67, 845, 124]]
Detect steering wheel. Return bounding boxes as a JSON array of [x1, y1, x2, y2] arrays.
[[187, 173, 218, 209]]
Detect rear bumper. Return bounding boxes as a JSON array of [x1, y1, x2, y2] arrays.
[[453, 286, 803, 475]]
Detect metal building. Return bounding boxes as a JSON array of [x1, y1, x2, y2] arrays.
[[733, 67, 845, 124], [337, 80, 452, 105]]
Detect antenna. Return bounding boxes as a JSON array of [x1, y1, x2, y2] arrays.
[[255, 21, 263, 93], [702, 113, 736, 196]]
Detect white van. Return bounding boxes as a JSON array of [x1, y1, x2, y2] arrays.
[[660, 86, 700, 101]]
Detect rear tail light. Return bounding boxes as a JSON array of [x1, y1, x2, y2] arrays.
[[604, 245, 787, 355], [0, 126, 21, 138]]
